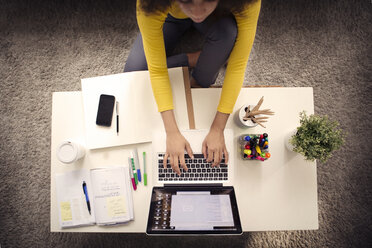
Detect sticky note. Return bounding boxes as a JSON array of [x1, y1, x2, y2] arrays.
[[60, 201, 73, 221], [106, 196, 127, 218]]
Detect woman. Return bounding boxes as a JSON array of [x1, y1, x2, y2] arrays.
[[125, 0, 261, 175]]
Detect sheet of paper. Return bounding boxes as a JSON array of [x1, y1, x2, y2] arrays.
[[81, 67, 189, 149], [170, 193, 234, 230], [55, 169, 95, 228], [60, 202, 72, 222], [90, 166, 133, 225], [106, 196, 127, 218]]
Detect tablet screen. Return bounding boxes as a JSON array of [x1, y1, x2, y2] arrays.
[[146, 186, 242, 235]]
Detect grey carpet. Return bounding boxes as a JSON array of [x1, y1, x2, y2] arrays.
[[1, 0, 371, 247]]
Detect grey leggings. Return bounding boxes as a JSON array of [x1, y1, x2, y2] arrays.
[[124, 14, 237, 88]]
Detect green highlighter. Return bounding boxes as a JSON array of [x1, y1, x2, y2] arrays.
[[143, 152, 147, 186], [131, 157, 138, 185]]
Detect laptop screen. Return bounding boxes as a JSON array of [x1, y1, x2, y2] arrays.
[[146, 185, 242, 235]]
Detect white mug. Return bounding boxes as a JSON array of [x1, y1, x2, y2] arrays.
[[57, 141, 85, 164]]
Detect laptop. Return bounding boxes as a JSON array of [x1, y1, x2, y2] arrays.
[[146, 129, 242, 235]]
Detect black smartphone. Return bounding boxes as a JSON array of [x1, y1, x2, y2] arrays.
[[96, 94, 115, 127]]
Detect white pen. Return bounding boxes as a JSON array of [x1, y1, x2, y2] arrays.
[[132, 148, 142, 183]]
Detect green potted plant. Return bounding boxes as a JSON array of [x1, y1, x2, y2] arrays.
[[288, 111, 345, 163]]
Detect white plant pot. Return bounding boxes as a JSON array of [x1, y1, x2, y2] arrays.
[[285, 129, 297, 151]]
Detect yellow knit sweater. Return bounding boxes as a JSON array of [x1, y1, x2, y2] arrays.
[[136, 0, 261, 113]]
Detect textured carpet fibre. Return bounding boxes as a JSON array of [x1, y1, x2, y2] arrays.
[[0, 0, 371, 247]]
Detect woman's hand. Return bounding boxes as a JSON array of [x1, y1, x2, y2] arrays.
[[161, 110, 193, 175], [202, 128, 229, 167], [164, 131, 194, 175], [202, 111, 230, 167]]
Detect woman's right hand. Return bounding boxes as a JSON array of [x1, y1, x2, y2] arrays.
[[164, 131, 194, 175]]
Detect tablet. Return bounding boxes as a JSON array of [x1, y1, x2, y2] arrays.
[[146, 185, 242, 235]]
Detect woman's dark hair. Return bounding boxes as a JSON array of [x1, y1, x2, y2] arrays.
[[140, 0, 172, 14], [140, 0, 257, 15]]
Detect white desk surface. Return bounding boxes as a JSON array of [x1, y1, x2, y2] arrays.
[[51, 87, 318, 232], [192, 87, 318, 231]]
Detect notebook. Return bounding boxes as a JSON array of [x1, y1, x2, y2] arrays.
[[147, 129, 242, 235], [55, 166, 134, 228]]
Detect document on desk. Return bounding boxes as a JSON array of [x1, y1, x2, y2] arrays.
[[55, 166, 134, 228], [90, 166, 134, 225], [81, 67, 189, 149], [170, 192, 234, 230], [55, 169, 96, 228]]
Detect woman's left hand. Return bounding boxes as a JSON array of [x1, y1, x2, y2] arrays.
[[202, 128, 229, 167]]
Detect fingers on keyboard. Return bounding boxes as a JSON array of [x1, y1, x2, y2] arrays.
[[212, 151, 220, 167], [163, 154, 168, 169], [224, 149, 229, 164], [172, 159, 179, 175], [158, 153, 228, 181], [180, 156, 188, 172]]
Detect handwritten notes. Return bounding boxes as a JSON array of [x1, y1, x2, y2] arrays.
[[107, 196, 127, 218], [91, 166, 133, 225], [60, 202, 72, 221]]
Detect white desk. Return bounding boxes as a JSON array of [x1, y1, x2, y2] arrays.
[[51, 74, 318, 232], [51, 91, 150, 232], [51, 68, 190, 232], [192, 87, 318, 231]]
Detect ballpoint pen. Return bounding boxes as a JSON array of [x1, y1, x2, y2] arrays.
[[127, 158, 137, 191], [143, 151, 147, 186], [130, 153, 138, 185], [82, 181, 91, 215], [132, 148, 142, 182], [116, 101, 119, 136]]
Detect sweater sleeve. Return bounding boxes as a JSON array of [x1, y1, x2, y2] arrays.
[[217, 0, 261, 114], [136, 1, 174, 112]]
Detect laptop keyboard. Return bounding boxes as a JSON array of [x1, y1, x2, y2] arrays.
[[158, 153, 228, 181]]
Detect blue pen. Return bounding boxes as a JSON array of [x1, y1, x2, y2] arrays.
[[82, 181, 91, 215], [132, 149, 142, 182]]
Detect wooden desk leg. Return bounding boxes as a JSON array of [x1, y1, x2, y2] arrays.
[[182, 67, 196, 129]]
